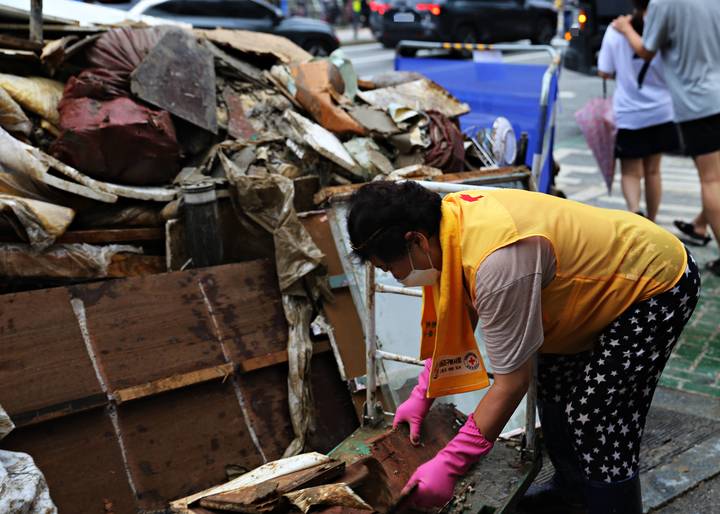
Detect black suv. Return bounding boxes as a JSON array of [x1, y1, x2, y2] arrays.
[[564, 0, 633, 73], [371, 0, 558, 49]]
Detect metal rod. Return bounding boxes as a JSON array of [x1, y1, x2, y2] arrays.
[[406, 180, 496, 194], [364, 261, 380, 425], [375, 349, 424, 366], [29, 0, 43, 43], [524, 356, 538, 455], [375, 283, 423, 297]]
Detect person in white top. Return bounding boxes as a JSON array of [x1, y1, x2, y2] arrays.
[[597, 0, 678, 221]]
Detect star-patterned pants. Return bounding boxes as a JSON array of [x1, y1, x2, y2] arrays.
[[537, 249, 700, 483]]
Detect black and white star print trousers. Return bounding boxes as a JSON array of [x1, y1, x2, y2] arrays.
[[537, 250, 700, 483]]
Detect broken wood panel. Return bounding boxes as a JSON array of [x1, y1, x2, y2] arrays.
[[1, 408, 137, 514], [197, 261, 289, 361], [117, 380, 265, 511], [237, 352, 359, 461], [306, 353, 360, 454], [57, 227, 165, 244], [0, 287, 104, 422], [69, 270, 228, 391], [235, 363, 295, 461], [113, 363, 235, 404], [200, 460, 345, 511], [301, 213, 366, 379], [238, 340, 331, 373]]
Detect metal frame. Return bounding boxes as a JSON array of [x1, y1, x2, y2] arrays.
[[395, 41, 561, 191]]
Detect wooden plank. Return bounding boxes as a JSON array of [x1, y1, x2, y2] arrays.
[[69, 268, 229, 391], [56, 227, 164, 244], [200, 460, 345, 511], [237, 352, 359, 461], [301, 213, 366, 379], [238, 340, 331, 373], [113, 363, 235, 404], [197, 261, 289, 361], [0, 33, 42, 50], [106, 253, 166, 277], [312, 165, 528, 205], [1, 409, 137, 514], [117, 380, 265, 511], [0, 287, 103, 421]]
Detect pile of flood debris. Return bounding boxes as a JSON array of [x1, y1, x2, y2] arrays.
[[0, 21, 487, 282]]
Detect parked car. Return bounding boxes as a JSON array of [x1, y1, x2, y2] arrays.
[[370, 0, 558, 50], [564, 0, 632, 74], [128, 0, 340, 56]]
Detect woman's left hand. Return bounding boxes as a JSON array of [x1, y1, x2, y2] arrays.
[[401, 415, 494, 509], [611, 14, 633, 34]]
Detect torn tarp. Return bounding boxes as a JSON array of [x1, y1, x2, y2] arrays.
[[0, 73, 64, 125], [0, 85, 32, 136], [290, 60, 364, 136], [0, 404, 57, 514], [0, 194, 74, 249], [358, 78, 470, 119]]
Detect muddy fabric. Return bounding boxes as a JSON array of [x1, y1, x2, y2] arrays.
[[537, 250, 700, 483], [424, 111, 465, 173], [0, 405, 58, 514]]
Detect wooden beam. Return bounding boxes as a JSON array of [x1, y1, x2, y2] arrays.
[[0, 33, 43, 51], [113, 363, 235, 404], [29, 0, 43, 43], [56, 228, 164, 244], [238, 340, 332, 373]]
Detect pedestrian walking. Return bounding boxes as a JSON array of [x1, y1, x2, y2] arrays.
[[347, 181, 699, 513], [351, 0, 362, 39], [598, 0, 677, 221], [613, 0, 720, 274]]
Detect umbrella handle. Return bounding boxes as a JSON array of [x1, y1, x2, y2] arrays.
[[602, 78, 607, 99]]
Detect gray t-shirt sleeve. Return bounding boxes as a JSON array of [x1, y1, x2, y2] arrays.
[[473, 237, 556, 374], [643, 0, 670, 53]]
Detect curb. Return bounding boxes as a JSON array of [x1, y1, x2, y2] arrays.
[[339, 38, 379, 46]]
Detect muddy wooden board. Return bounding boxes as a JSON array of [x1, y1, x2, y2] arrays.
[[237, 352, 359, 462], [0, 287, 104, 425], [69, 272, 227, 391], [117, 380, 265, 511], [301, 213, 366, 379], [1, 408, 137, 514], [197, 260, 288, 361]]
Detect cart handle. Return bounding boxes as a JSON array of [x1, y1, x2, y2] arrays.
[[396, 40, 560, 62]]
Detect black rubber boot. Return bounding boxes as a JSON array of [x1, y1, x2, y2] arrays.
[[516, 400, 587, 513], [585, 473, 642, 514]]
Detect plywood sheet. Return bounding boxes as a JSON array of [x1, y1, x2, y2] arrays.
[[238, 352, 359, 461], [1, 408, 137, 514], [198, 261, 288, 361], [117, 380, 265, 511], [0, 287, 103, 423], [70, 272, 226, 391], [301, 213, 366, 378]]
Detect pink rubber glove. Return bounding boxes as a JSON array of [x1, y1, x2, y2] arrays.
[[393, 359, 434, 444], [401, 415, 494, 509]]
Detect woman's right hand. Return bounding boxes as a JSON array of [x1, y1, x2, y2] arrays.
[[393, 359, 435, 445]]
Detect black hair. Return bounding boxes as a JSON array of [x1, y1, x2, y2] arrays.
[[631, 0, 650, 35], [347, 181, 442, 263]]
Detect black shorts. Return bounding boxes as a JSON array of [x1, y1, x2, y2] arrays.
[[678, 112, 720, 157], [615, 121, 680, 159]]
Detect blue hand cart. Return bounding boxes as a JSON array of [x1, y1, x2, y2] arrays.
[[394, 41, 561, 194]]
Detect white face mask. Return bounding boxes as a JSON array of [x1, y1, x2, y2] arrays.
[[399, 248, 440, 287]]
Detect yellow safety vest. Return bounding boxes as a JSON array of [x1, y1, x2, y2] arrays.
[[420, 189, 686, 398]]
